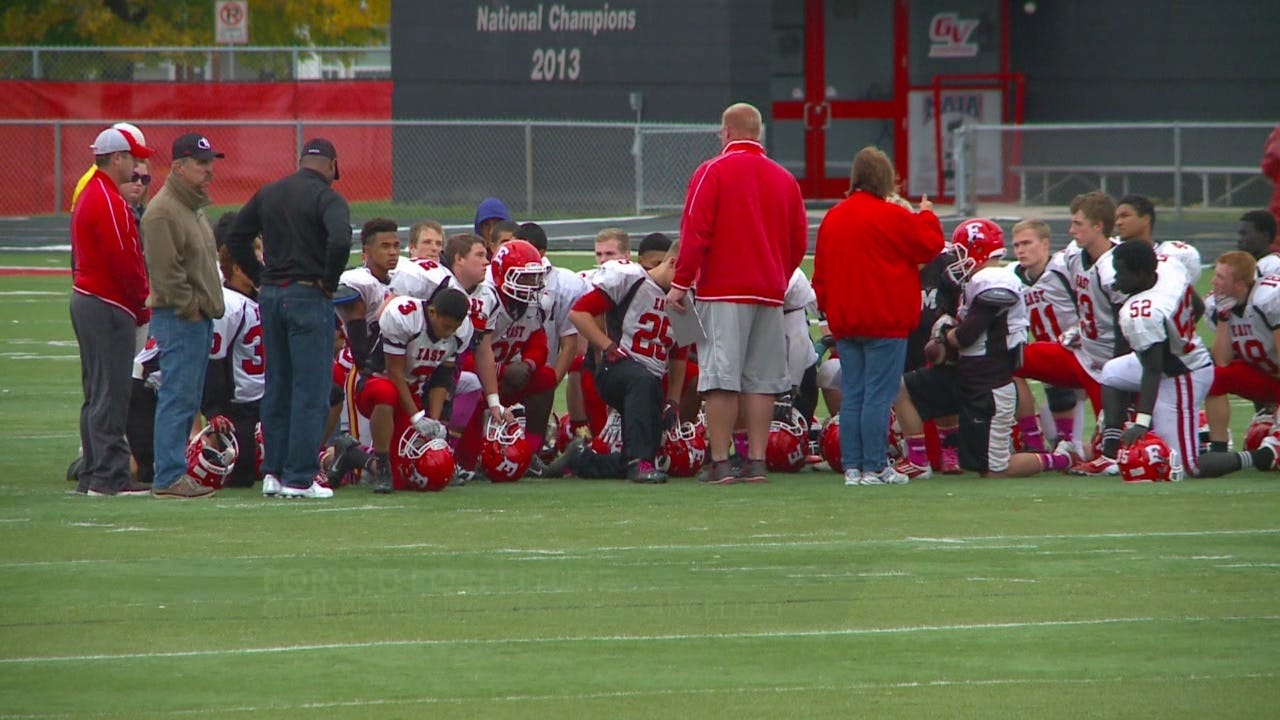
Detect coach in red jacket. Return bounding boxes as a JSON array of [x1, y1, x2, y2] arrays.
[[666, 102, 808, 484], [813, 146, 944, 486], [70, 126, 154, 496]]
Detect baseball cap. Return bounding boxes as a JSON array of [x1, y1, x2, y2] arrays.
[[91, 126, 154, 159], [172, 133, 225, 161], [301, 138, 339, 180]]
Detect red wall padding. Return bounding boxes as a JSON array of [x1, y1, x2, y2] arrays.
[[0, 82, 392, 215]]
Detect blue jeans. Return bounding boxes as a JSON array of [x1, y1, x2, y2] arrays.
[[151, 307, 213, 489], [258, 283, 333, 489], [835, 337, 907, 473]]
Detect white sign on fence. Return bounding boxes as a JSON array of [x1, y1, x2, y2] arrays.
[[215, 1, 249, 45], [907, 89, 1002, 197]]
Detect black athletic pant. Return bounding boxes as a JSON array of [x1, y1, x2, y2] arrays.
[[125, 378, 157, 485], [576, 357, 663, 478], [223, 400, 261, 488]]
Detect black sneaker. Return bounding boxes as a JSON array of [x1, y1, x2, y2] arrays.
[[544, 437, 585, 478], [628, 459, 668, 484], [525, 453, 547, 479], [66, 456, 83, 483], [368, 461, 393, 494], [739, 458, 769, 484], [325, 433, 362, 486]]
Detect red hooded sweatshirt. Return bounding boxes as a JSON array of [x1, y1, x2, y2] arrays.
[[813, 191, 943, 339]]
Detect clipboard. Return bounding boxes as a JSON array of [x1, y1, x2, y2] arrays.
[[666, 294, 706, 346]]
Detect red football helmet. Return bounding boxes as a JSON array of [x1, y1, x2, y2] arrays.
[[766, 407, 807, 472], [480, 415, 532, 482], [491, 239, 547, 304], [659, 421, 706, 477], [1245, 416, 1274, 451], [947, 218, 1006, 284], [1117, 432, 1184, 482], [591, 409, 624, 456], [185, 419, 239, 489], [821, 415, 843, 473], [396, 427, 455, 491]]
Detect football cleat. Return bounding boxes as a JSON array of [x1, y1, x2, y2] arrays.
[[1068, 455, 1120, 476], [893, 458, 931, 480]]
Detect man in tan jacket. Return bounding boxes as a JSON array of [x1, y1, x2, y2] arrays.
[[142, 133, 226, 499]]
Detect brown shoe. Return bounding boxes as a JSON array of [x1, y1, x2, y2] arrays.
[[152, 475, 216, 499], [739, 459, 769, 484]]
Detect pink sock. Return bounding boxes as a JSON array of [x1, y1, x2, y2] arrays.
[[1038, 451, 1070, 471], [527, 432, 544, 452], [1017, 416, 1046, 452], [906, 436, 928, 466], [1054, 417, 1074, 443], [733, 431, 749, 458]]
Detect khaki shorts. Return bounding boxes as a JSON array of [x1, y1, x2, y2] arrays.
[[696, 301, 790, 394]]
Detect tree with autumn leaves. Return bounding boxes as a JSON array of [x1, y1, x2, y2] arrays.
[[0, 0, 389, 79]]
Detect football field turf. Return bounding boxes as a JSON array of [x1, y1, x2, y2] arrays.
[[0, 252, 1278, 718]]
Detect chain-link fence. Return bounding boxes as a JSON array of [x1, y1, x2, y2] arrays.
[[0, 46, 390, 81], [952, 121, 1276, 217], [0, 119, 721, 219]]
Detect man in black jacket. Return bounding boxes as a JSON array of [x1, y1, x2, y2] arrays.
[[225, 138, 352, 499]]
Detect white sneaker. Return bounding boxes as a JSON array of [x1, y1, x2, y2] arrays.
[[863, 465, 910, 485], [279, 480, 334, 499], [261, 474, 281, 497], [843, 469, 863, 486], [894, 458, 932, 480]]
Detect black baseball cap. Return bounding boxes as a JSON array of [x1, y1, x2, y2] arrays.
[[172, 133, 225, 161], [301, 138, 339, 180]]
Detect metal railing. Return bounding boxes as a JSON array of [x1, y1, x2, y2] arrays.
[[0, 45, 390, 81], [953, 121, 1276, 218], [0, 119, 721, 218]]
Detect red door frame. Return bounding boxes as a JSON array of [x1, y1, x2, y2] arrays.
[[772, 0, 910, 199]]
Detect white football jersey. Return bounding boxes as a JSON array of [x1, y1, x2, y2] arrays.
[[388, 259, 457, 309], [1257, 253, 1280, 277], [471, 282, 553, 366], [1014, 249, 1078, 343], [1155, 240, 1202, 284], [339, 265, 396, 327], [957, 265, 1028, 358], [783, 268, 819, 385], [591, 259, 677, 378], [1119, 273, 1211, 375], [543, 262, 590, 357], [1072, 241, 1121, 377], [208, 287, 265, 403], [1225, 275, 1280, 376], [377, 296, 474, 396]]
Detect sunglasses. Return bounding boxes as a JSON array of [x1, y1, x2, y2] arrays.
[[129, 173, 152, 186]]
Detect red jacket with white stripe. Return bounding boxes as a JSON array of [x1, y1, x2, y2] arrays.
[[71, 169, 151, 324], [673, 140, 808, 305]]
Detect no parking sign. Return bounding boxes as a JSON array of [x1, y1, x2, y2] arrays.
[[215, 1, 249, 45]]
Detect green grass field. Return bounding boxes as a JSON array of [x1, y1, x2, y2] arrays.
[[0, 253, 1278, 719]]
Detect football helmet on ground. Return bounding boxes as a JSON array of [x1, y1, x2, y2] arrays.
[[186, 418, 239, 489], [1117, 432, 1184, 482]]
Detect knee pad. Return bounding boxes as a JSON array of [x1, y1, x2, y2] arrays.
[[816, 358, 842, 391]]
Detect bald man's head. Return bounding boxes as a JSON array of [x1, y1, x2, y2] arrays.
[[721, 103, 762, 143]]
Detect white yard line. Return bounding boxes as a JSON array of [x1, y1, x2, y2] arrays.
[[3, 615, 1277, 665], [3, 527, 1278, 569]]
